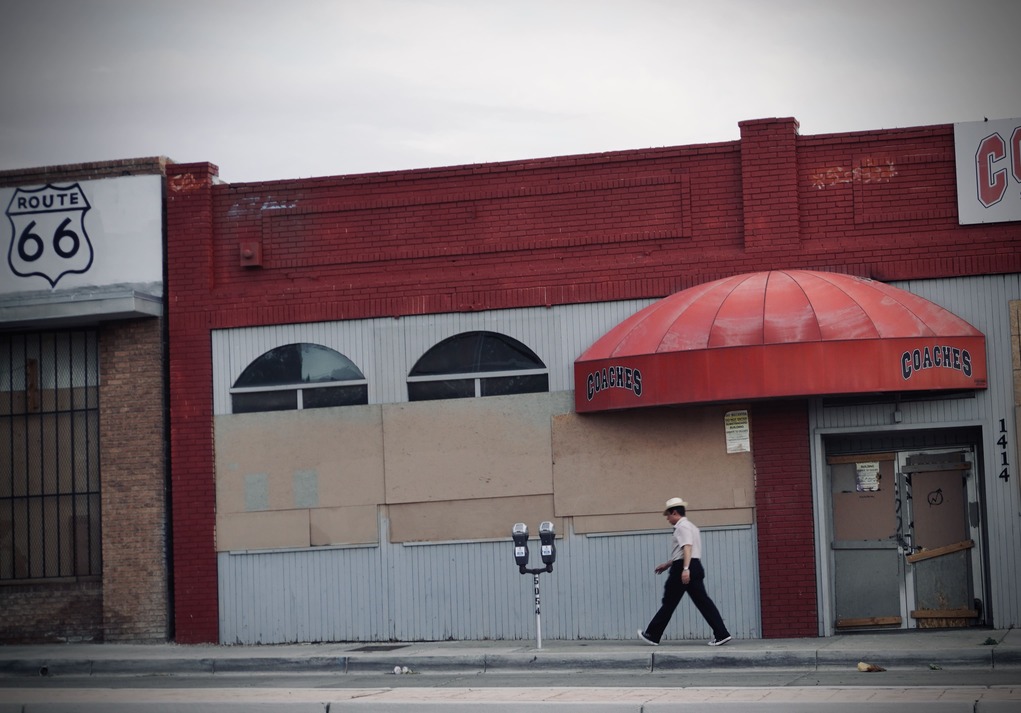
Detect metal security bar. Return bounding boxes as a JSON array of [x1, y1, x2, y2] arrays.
[[0, 331, 101, 581]]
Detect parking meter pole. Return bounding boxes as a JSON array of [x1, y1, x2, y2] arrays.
[[534, 573, 542, 649], [510, 521, 556, 650]]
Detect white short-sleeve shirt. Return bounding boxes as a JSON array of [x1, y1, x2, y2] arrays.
[[670, 517, 703, 561]]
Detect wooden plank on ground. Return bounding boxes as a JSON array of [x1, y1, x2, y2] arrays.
[[836, 616, 902, 628]]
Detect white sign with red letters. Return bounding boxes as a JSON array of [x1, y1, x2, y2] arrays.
[[955, 117, 1021, 225]]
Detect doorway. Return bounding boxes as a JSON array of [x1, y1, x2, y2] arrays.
[[828, 446, 984, 631]]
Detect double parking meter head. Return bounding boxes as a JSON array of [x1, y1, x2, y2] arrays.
[[538, 521, 556, 566], [512, 522, 529, 570]]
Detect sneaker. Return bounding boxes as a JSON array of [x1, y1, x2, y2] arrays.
[[708, 635, 732, 647], [637, 630, 659, 646]]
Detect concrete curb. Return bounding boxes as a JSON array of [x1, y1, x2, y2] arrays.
[[482, 652, 653, 673], [816, 647, 994, 669], [652, 649, 816, 671], [1, 648, 1013, 679], [992, 647, 1021, 668], [210, 656, 346, 674], [345, 654, 487, 674]]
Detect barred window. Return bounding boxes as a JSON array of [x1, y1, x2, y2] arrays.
[[0, 331, 101, 581], [408, 331, 549, 401], [230, 343, 368, 413]]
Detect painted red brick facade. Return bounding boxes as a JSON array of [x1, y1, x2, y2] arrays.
[[166, 164, 220, 644], [752, 401, 816, 637], [166, 117, 1021, 642]]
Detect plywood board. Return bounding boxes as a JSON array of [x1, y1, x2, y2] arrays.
[[388, 494, 557, 543], [552, 404, 753, 517], [831, 460, 897, 542], [382, 392, 569, 504], [573, 507, 754, 534], [216, 510, 310, 551], [215, 405, 385, 515], [309, 505, 379, 546]]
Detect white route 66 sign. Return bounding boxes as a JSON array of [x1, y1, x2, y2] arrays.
[[5, 183, 94, 288]]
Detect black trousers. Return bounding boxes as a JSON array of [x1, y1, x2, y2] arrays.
[[643, 558, 730, 644]]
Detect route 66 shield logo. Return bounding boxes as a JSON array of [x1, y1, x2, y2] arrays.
[[5, 183, 94, 288]]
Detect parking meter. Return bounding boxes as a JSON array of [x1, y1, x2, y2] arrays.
[[512, 522, 529, 571], [538, 521, 556, 568], [511, 520, 557, 649]]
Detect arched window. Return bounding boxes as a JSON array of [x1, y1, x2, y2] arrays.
[[407, 331, 548, 401], [231, 343, 367, 413]]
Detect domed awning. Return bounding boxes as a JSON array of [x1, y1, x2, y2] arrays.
[[574, 270, 987, 412]]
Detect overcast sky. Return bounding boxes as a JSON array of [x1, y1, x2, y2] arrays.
[[1, 0, 1019, 184]]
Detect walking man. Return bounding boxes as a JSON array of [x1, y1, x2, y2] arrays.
[[639, 497, 732, 646]]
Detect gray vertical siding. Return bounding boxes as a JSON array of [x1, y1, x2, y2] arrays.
[[210, 300, 655, 415], [219, 520, 760, 644], [212, 297, 759, 644]]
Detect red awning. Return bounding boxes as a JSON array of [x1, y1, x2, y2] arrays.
[[574, 270, 987, 412]]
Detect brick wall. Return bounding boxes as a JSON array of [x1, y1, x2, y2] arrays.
[[0, 318, 169, 645], [751, 401, 817, 638], [0, 580, 102, 644], [169, 119, 1020, 333], [166, 163, 220, 644], [99, 318, 169, 642]]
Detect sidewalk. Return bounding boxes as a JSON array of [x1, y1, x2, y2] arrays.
[[1, 628, 1019, 678]]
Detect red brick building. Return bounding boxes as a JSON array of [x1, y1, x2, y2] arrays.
[[163, 117, 1020, 643]]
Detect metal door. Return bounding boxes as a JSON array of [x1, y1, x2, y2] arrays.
[[829, 454, 906, 629], [829, 447, 984, 631], [899, 449, 982, 628]]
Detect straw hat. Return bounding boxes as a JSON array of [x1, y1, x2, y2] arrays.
[[663, 497, 688, 513]]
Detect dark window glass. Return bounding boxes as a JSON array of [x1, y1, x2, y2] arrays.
[[234, 345, 301, 387], [408, 379, 475, 402], [481, 373, 549, 397], [477, 333, 543, 372], [231, 343, 366, 414], [409, 332, 544, 376], [301, 344, 364, 383], [303, 384, 369, 409], [232, 390, 297, 413], [408, 332, 548, 402], [410, 333, 483, 376], [235, 343, 363, 388]]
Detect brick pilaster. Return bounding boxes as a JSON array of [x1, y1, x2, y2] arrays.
[[739, 117, 801, 253], [752, 400, 818, 637]]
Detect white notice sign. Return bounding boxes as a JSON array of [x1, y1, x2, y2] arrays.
[[725, 410, 750, 453], [856, 462, 881, 492]]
